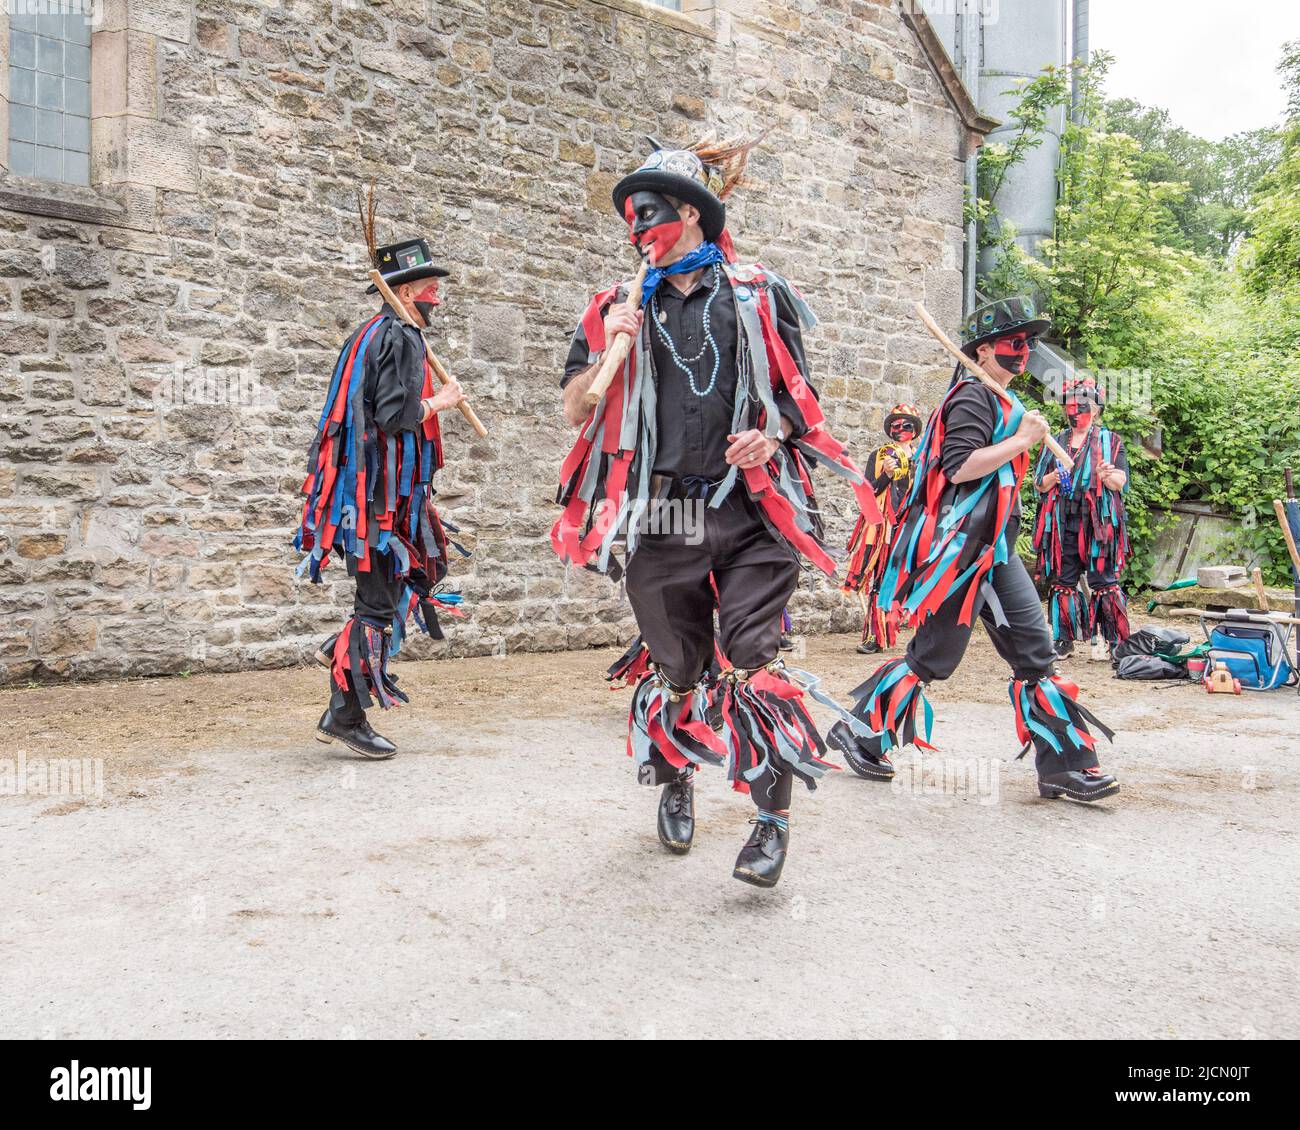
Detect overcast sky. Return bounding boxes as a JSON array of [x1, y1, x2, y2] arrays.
[[1091, 0, 1300, 139]]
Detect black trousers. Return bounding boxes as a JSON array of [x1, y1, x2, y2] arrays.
[[625, 491, 800, 809], [1053, 530, 1120, 591], [329, 557, 405, 725], [902, 523, 1098, 774]]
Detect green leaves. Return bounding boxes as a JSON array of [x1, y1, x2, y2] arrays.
[[972, 46, 1300, 589]]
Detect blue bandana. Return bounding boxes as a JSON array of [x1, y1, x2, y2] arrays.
[[640, 241, 727, 306]]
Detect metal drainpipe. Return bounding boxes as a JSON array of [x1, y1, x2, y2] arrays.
[[1072, 0, 1090, 120], [962, 0, 980, 316]]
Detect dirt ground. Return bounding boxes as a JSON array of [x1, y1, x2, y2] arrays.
[[2, 624, 1297, 1039]]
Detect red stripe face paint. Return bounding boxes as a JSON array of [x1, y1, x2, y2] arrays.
[[410, 281, 441, 306], [411, 281, 441, 325], [1066, 405, 1093, 430], [992, 335, 1031, 376], [625, 191, 682, 265]]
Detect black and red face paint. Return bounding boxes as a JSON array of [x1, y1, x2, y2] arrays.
[[625, 190, 683, 265], [410, 280, 441, 325], [888, 422, 916, 442], [991, 333, 1032, 376]]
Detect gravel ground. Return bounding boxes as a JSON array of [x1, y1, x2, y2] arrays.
[[2, 627, 1297, 1039]]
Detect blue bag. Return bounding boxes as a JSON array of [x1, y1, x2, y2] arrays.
[[1208, 615, 1296, 691]]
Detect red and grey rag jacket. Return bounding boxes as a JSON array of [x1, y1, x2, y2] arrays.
[[552, 262, 881, 577], [294, 305, 449, 586]]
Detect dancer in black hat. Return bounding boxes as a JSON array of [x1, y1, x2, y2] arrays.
[[293, 192, 466, 760], [829, 298, 1120, 803], [554, 135, 882, 887]]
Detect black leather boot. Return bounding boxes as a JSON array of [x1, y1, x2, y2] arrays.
[[656, 772, 695, 854], [856, 639, 880, 655], [316, 709, 397, 760], [733, 817, 789, 888], [1053, 638, 1074, 659], [313, 633, 339, 668], [826, 720, 895, 781], [1038, 766, 1119, 802]]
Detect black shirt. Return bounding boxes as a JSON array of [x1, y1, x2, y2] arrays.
[[939, 380, 1022, 523], [364, 304, 425, 437], [563, 268, 813, 482]]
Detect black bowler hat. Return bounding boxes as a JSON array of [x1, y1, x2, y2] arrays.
[[365, 237, 449, 294], [959, 296, 1052, 356], [612, 139, 727, 242]]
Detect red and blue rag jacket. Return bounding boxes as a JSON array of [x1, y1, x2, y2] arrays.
[[294, 305, 451, 590]]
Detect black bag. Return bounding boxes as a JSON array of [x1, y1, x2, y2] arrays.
[[1112, 626, 1189, 665], [1115, 654, 1185, 680]]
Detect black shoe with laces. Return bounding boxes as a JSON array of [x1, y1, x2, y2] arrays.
[[733, 818, 789, 888], [856, 639, 881, 655], [315, 709, 397, 760], [1054, 638, 1075, 659], [657, 773, 695, 854], [825, 720, 895, 781]]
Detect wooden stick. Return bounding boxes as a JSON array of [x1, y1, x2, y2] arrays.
[[582, 257, 651, 412], [1274, 498, 1300, 576], [1252, 566, 1270, 611], [914, 302, 1073, 471], [1165, 607, 1300, 627], [368, 269, 488, 438]]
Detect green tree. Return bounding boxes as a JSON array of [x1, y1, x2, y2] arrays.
[[976, 49, 1300, 589], [1105, 99, 1277, 259], [1243, 39, 1300, 296]]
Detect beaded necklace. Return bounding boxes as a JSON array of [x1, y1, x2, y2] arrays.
[[650, 264, 722, 397]]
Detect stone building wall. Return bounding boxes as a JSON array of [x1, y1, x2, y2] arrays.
[[0, 0, 972, 683]]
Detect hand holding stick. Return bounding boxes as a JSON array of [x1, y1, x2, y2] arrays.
[[914, 302, 1073, 471], [368, 269, 488, 438], [582, 256, 652, 412]]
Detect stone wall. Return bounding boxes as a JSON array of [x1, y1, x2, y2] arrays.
[[0, 0, 970, 683]]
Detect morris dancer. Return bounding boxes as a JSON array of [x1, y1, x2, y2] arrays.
[[843, 403, 923, 658], [828, 298, 1120, 803], [293, 203, 466, 760], [555, 136, 881, 887], [1033, 375, 1130, 658]]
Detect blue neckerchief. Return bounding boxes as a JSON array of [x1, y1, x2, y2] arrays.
[[640, 241, 726, 306]]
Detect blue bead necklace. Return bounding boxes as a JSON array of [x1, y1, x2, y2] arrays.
[[651, 264, 722, 397]]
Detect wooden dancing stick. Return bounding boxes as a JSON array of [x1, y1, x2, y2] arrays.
[[1273, 498, 1300, 578], [368, 268, 488, 438], [1252, 566, 1270, 612], [582, 256, 652, 412], [913, 302, 1073, 472]]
